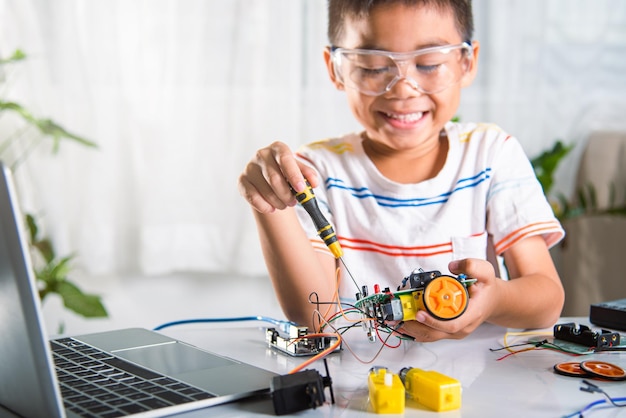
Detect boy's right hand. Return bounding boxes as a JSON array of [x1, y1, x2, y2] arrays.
[[238, 141, 319, 213]]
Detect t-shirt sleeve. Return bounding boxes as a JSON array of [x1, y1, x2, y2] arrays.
[[486, 136, 565, 254]]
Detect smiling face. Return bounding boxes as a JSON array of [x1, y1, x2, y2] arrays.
[[324, 3, 479, 158]]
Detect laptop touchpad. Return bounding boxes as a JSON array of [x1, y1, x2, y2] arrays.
[[114, 342, 236, 375]]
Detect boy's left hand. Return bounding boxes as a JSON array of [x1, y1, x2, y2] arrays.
[[395, 258, 500, 342]]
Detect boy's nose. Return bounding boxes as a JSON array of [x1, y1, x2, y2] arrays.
[[385, 76, 423, 97], [382, 60, 424, 96]]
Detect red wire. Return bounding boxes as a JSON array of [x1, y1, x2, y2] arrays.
[[374, 322, 402, 349]]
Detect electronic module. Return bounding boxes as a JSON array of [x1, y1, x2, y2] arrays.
[[356, 268, 475, 323], [266, 324, 341, 357]]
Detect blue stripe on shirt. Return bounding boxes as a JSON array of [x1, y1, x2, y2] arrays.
[[325, 168, 491, 208]]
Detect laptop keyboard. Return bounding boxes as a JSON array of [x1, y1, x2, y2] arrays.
[[51, 337, 215, 418]]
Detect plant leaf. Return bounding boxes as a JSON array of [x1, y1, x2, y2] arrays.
[[0, 100, 35, 120], [33, 238, 55, 264], [530, 140, 573, 196], [56, 281, 108, 318], [25, 213, 39, 242], [587, 184, 597, 211], [556, 193, 570, 219], [0, 100, 98, 150], [49, 255, 76, 280], [578, 187, 588, 211], [0, 49, 26, 65], [35, 118, 98, 150], [3, 49, 107, 320]]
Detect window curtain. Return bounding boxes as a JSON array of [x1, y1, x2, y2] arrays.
[[467, 0, 626, 188], [1, 0, 625, 277]]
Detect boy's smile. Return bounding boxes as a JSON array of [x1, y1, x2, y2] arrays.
[[324, 2, 479, 181]]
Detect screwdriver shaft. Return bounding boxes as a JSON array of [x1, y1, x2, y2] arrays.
[[339, 256, 360, 294]]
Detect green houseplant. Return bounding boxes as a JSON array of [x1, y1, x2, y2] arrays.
[[531, 140, 626, 220], [1, 49, 107, 319], [533, 138, 626, 317]]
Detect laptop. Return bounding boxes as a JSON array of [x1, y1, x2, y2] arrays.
[[0, 161, 277, 418]]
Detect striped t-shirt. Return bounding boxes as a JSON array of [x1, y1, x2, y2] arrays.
[[294, 121, 564, 300]]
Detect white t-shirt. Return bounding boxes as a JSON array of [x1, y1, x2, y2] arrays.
[[295, 122, 564, 301]]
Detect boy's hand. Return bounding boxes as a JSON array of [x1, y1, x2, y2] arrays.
[[238, 141, 319, 213], [395, 258, 500, 342]]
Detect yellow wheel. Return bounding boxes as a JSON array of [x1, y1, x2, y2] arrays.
[[423, 276, 468, 320]]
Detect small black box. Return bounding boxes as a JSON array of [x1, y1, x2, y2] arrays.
[[590, 298, 626, 331], [271, 370, 325, 415]]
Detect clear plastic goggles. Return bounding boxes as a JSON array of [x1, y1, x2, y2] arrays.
[[330, 42, 473, 96]]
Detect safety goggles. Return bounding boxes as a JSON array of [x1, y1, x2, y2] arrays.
[[330, 42, 473, 96]]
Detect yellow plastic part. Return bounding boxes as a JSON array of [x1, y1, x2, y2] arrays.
[[403, 368, 461, 412], [397, 292, 420, 321], [327, 240, 343, 258], [423, 276, 468, 320], [368, 368, 405, 414]]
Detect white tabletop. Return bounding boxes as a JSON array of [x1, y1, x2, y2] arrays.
[[160, 317, 626, 418]]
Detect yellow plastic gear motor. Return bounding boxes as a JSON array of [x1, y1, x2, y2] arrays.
[[399, 367, 461, 412], [368, 367, 405, 414]]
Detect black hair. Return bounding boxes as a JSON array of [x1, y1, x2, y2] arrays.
[[327, 0, 474, 45]]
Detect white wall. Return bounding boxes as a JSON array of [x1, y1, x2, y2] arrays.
[[1, 0, 625, 280], [41, 272, 284, 336]]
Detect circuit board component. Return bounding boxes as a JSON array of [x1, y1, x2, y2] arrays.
[[356, 269, 474, 323], [266, 324, 341, 357]]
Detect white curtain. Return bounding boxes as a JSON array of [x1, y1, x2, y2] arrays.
[[467, 0, 626, 187], [1, 0, 625, 277]]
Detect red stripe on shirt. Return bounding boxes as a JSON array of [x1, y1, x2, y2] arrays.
[[495, 221, 561, 254], [340, 236, 452, 257]]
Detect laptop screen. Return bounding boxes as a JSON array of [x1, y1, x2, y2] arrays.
[[0, 162, 65, 418]]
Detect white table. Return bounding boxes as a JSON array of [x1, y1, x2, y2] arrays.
[[160, 317, 626, 417]]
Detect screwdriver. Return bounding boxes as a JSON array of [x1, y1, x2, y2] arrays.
[[293, 180, 360, 291]]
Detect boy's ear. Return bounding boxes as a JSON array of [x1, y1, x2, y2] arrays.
[[461, 40, 480, 88], [324, 46, 345, 91]]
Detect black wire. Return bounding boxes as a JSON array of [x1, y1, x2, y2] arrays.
[[308, 292, 323, 333], [581, 380, 626, 408], [489, 339, 547, 352], [306, 294, 415, 341], [390, 322, 416, 341], [338, 302, 416, 341], [335, 322, 361, 335]]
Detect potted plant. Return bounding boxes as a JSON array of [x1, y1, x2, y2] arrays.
[[1, 49, 107, 321], [531, 140, 626, 220]]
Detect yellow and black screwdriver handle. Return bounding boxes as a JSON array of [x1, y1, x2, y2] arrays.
[[292, 180, 343, 259]]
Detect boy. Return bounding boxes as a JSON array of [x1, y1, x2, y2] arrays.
[[238, 0, 564, 342]]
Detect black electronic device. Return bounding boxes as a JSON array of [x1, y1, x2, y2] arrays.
[[590, 298, 626, 331], [553, 322, 620, 348], [270, 360, 334, 415]]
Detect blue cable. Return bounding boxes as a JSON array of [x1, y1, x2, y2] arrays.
[[153, 316, 295, 331], [563, 397, 626, 418]]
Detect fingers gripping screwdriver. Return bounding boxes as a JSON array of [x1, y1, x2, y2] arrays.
[[293, 180, 359, 290]]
